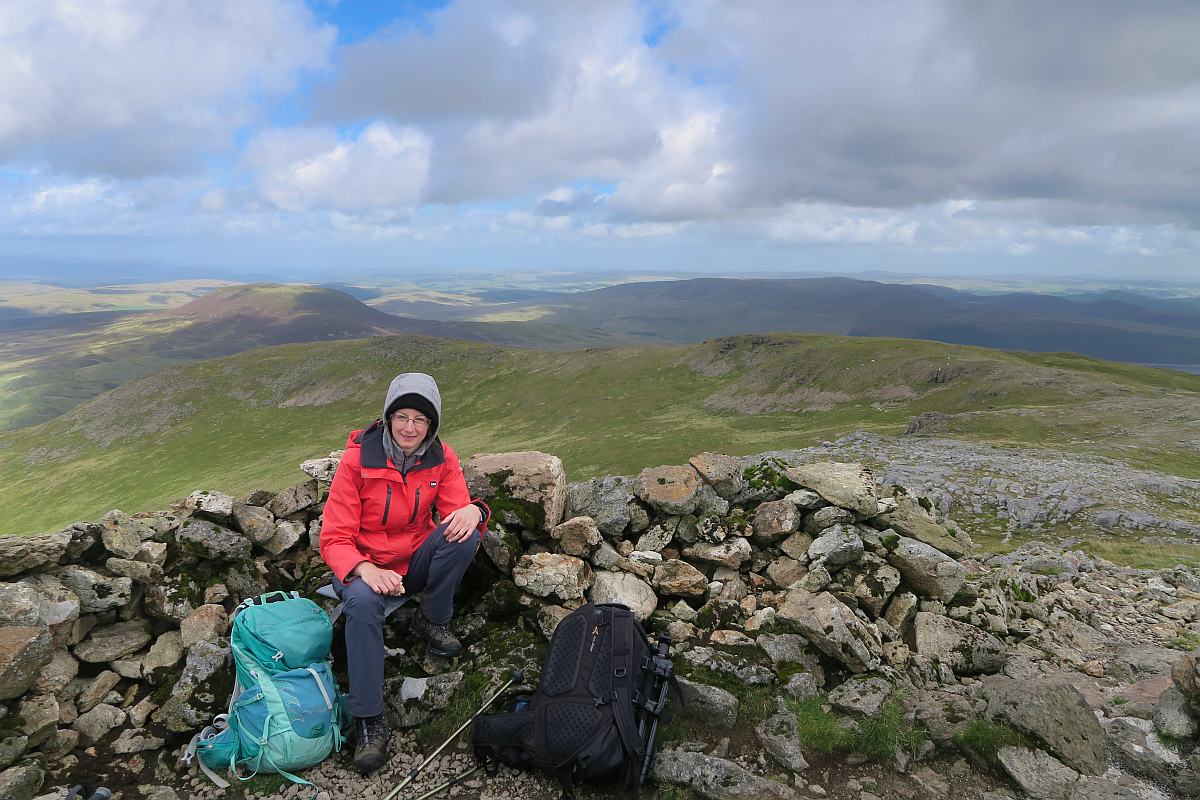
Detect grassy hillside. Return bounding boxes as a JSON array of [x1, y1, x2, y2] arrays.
[[2, 331, 1197, 537], [0, 284, 653, 431], [415, 277, 1200, 363]]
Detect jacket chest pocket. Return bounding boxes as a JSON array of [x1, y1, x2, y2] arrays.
[[381, 485, 393, 526], [408, 486, 421, 525]]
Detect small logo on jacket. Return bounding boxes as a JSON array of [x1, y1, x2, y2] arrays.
[[429, 481, 437, 487]]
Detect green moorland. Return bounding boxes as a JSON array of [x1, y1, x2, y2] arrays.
[[1, 331, 1198, 538], [0, 283, 654, 432]]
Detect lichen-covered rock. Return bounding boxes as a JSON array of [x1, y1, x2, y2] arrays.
[[0, 628, 53, 701], [180, 604, 229, 648], [590, 572, 658, 622], [843, 556, 901, 618], [72, 702, 126, 745], [752, 499, 801, 543], [551, 516, 602, 557], [537, 605, 573, 638], [144, 581, 196, 624], [672, 677, 739, 727], [231, 503, 276, 545], [57, 565, 132, 613], [689, 452, 745, 499], [262, 519, 305, 556], [652, 751, 798, 799], [0, 531, 70, 578], [885, 535, 966, 602], [176, 519, 251, 561], [806, 525, 864, 570], [479, 528, 516, 575], [683, 646, 774, 686], [632, 465, 701, 516], [73, 620, 152, 663], [152, 641, 231, 732], [0, 585, 43, 631], [682, 538, 752, 569], [264, 479, 319, 518], [803, 506, 855, 535], [185, 491, 236, 521], [104, 557, 163, 584], [76, 670, 121, 714], [112, 727, 166, 754], [464, 451, 566, 532], [776, 590, 881, 673], [0, 759, 45, 800], [653, 560, 709, 598], [15, 576, 80, 646], [512, 553, 593, 602], [16, 694, 57, 748], [766, 556, 807, 590], [983, 674, 1107, 775], [784, 462, 878, 517], [779, 532, 813, 561], [142, 631, 184, 683], [562, 476, 632, 536], [98, 509, 159, 559], [1153, 686, 1199, 739], [997, 746, 1080, 800], [300, 457, 340, 483], [1106, 716, 1197, 794], [912, 612, 1007, 675], [873, 508, 967, 558], [384, 672, 464, 728], [829, 675, 895, 717], [755, 705, 809, 772], [30, 649, 78, 697]]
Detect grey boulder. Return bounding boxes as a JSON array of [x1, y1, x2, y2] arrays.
[[784, 462, 878, 517], [652, 750, 798, 799]]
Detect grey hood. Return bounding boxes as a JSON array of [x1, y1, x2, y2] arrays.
[[382, 372, 443, 443]]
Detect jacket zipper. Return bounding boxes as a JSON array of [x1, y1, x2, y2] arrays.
[[381, 485, 392, 525], [408, 487, 421, 525]]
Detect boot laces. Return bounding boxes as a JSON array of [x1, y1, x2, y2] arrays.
[[359, 714, 388, 746]]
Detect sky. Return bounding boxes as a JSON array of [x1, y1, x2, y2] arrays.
[[2, 0, 1200, 283]]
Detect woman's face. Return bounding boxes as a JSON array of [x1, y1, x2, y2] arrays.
[[389, 407, 432, 455]]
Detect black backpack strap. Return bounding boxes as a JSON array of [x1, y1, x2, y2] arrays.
[[607, 607, 646, 765]]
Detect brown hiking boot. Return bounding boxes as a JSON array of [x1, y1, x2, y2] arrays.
[[410, 611, 462, 657], [352, 713, 390, 774]]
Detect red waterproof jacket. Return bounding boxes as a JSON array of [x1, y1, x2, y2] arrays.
[[319, 420, 490, 583]]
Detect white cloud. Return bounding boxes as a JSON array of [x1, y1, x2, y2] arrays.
[[0, 0, 333, 176], [247, 122, 431, 211]]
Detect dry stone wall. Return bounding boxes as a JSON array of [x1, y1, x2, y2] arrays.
[[3, 445, 1200, 800]]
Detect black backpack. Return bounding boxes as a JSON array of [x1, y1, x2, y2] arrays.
[[472, 603, 680, 796]]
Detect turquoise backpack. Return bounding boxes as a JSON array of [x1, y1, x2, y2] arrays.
[[184, 592, 346, 790]]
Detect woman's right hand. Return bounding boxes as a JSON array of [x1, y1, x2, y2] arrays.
[[354, 562, 405, 596]]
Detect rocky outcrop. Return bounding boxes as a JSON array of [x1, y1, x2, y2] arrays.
[[4, 445, 1200, 800]]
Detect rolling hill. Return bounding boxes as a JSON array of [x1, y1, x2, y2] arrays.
[[0, 283, 654, 431], [2, 330, 1197, 537], [408, 277, 1200, 364]]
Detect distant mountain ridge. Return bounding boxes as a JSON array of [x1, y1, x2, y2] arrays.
[[437, 277, 1200, 364], [0, 283, 652, 431]]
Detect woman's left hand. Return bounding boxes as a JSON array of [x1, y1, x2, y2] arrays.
[[443, 504, 483, 542]]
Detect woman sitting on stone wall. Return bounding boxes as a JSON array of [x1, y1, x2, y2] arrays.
[[320, 372, 489, 774]]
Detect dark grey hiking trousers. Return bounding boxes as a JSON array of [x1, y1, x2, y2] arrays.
[[334, 522, 480, 718]]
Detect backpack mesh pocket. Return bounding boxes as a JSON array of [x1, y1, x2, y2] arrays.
[[541, 615, 586, 697], [543, 703, 604, 758]]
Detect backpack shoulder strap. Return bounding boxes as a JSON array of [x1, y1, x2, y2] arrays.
[[607, 607, 645, 763]]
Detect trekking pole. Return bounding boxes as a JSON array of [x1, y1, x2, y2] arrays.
[[383, 669, 524, 800], [409, 764, 482, 800], [639, 632, 674, 786]]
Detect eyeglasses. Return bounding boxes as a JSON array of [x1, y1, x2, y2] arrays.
[[391, 415, 431, 429]]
